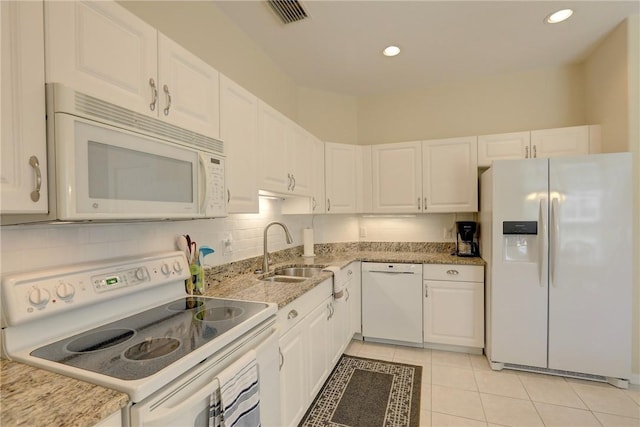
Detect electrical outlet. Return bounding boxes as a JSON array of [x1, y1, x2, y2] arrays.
[[359, 226, 367, 238]]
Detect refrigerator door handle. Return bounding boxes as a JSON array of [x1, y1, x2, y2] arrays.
[[539, 198, 548, 287], [550, 197, 560, 287]]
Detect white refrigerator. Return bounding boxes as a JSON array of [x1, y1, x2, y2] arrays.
[[480, 153, 632, 385]]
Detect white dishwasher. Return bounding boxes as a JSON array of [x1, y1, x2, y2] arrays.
[[362, 262, 423, 345]]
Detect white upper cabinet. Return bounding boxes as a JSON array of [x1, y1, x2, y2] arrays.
[[157, 34, 220, 139], [477, 131, 531, 167], [220, 75, 258, 213], [422, 137, 478, 212], [1, 1, 48, 215], [311, 138, 326, 213], [258, 101, 313, 197], [530, 125, 589, 159], [44, 1, 220, 139], [478, 125, 596, 167], [288, 124, 314, 197], [325, 142, 358, 213], [371, 141, 422, 213]]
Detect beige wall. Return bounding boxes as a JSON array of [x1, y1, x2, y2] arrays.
[[583, 16, 640, 378], [584, 21, 629, 153], [356, 65, 587, 145], [627, 15, 640, 379], [297, 87, 358, 144]]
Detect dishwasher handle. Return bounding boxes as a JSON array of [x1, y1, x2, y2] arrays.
[[366, 270, 417, 275]]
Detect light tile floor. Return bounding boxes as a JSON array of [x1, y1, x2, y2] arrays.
[[344, 339, 640, 427]]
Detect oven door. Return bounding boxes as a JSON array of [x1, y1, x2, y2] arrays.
[[54, 113, 203, 220], [130, 322, 280, 427]]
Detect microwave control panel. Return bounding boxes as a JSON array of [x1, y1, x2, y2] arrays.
[[202, 154, 226, 217]]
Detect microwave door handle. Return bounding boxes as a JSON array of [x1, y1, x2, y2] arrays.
[[145, 377, 220, 424]]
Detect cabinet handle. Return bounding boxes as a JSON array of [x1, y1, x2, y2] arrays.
[[312, 197, 317, 211], [446, 269, 459, 275], [425, 286, 428, 298], [227, 189, 231, 203], [291, 174, 296, 191], [347, 269, 352, 276], [28, 156, 42, 202], [533, 145, 537, 158], [423, 197, 427, 211], [163, 84, 172, 116], [327, 303, 332, 320], [287, 309, 298, 320], [279, 347, 284, 370], [287, 173, 292, 191], [345, 288, 350, 301], [525, 146, 529, 158], [418, 197, 421, 211], [149, 78, 158, 111], [327, 198, 331, 212]]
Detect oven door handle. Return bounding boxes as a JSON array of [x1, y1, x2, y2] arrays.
[[145, 377, 221, 424]]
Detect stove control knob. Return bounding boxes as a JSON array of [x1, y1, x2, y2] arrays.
[[135, 268, 147, 281], [56, 282, 75, 300], [161, 263, 171, 276], [28, 287, 50, 306], [173, 261, 183, 273]]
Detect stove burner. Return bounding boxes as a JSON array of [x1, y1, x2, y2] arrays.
[[65, 328, 135, 353], [195, 306, 245, 322], [167, 297, 204, 311], [123, 338, 181, 361]]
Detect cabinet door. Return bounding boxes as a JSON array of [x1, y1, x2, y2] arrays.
[[311, 138, 325, 213], [307, 299, 331, 399], [44, 0, 157, 116], [346, 264, 362, 337], [157, 34, 220, 139], [422, 137, 478, 212], [220, 75, 259, 213], [288, 125, 314, 196], [530, 126, 589, 159], [258, 101, 289, 193], [279, 320, 309, 427], [325, 142, 358, 213], [371, 141, 422, 213], [1, 1, 48, 214], [424, 280, 484, 348], [477, 131, 530, 167]]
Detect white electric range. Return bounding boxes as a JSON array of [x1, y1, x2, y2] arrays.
[[1, 252, 280, 426]]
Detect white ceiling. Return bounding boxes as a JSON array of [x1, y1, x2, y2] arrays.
[[215, 1, 639, 97]]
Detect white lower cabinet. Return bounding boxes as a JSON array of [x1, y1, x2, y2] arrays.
[[277, 269, 360, 427], [423, 264, 484, 350]]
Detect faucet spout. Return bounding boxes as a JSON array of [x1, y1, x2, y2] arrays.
[[263, 222, 293, 273]]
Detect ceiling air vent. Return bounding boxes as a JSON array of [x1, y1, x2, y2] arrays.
[[267, 0, 308, 24]]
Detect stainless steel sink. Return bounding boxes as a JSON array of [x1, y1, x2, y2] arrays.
[[273, 267, 324, 278], [260, 275, 307, 283]]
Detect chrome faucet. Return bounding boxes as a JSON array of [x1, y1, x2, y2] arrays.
[[262, 222, 293, 273]]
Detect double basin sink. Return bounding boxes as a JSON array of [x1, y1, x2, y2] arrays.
[[260, 266, 325, 283]]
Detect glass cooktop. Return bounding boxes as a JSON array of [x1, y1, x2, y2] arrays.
[[31, 297, 270, 380]]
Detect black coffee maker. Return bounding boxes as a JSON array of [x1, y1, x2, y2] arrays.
[[455, 221, 479, 257]]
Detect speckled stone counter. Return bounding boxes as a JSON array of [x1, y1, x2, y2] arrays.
[[203, 245, 485, 309], [1, 359, 128, 427]]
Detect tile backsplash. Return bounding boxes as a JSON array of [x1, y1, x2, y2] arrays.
[[0, 198, 464, 275]]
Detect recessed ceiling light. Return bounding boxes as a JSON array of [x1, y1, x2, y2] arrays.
[[546, 9, 574, 24], [383, 45, 400, 57]]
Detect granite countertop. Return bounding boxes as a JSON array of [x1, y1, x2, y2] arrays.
[[0, 245, 483, 426], [0, 359, 128, 427], [203, 250, 485, 309]]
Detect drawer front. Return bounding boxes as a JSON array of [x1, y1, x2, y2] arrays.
[[422, 264, 483, 282], [277, 279, 332, 334]]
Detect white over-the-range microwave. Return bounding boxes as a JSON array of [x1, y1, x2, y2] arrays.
[[3, 84, 227, 225]]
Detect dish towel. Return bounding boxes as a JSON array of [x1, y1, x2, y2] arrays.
[[209, 350, 261, 427], [323, 266, 345, 300]]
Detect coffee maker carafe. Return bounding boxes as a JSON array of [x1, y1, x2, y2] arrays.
[[455, 221, 479, 257]]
